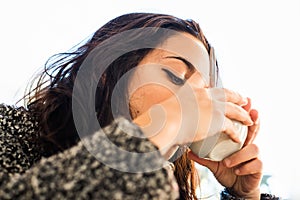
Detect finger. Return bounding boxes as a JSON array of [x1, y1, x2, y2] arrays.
[[242, 97, 252, 112], [250, 109, 259, 124], [234, 158, 263, 175], [244, 109, 260, 146], [225, 102, 253, 126], [223, 144, 260, 168], [187, 150, 219, 173], [210, 88, 248, 106], [222, 117, 241, 143]]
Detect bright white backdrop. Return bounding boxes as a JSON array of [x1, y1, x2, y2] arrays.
[[1, 1, 299, 199]]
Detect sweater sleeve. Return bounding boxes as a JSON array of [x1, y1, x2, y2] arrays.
[[0, 105, 179, 199], [0, 104, 41, 174], [220, 188, 281, 200]]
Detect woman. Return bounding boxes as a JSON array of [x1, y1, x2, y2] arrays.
[[0, 12, 278, 199]]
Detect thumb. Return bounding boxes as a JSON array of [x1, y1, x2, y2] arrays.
[[187, 150, 219, 173]]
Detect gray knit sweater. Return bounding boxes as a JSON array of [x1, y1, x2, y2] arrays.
[[0, 104, 179, 199]]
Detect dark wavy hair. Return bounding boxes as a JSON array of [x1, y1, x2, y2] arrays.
[[25, 12, 214, 199]]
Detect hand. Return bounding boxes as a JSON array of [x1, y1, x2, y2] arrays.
[[133, 74, 253, 157], [188, 100, 262, 199]]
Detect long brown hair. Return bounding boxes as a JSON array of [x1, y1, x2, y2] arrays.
[[25, 12, 213, 199]]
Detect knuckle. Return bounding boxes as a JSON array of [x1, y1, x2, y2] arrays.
[[250, 143, 260, 154], [196, 88, 209, 98], [211, 88, 225, 101], [224, 88, 233, 97], [257, 158, 263, 170], [223, 88, 230, 94], [213, 106, 225, 116]]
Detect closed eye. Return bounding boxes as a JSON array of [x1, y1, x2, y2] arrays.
[[162, 68, 185, 85]]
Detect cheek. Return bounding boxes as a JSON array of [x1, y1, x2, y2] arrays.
[[129, 83, 174, 118]]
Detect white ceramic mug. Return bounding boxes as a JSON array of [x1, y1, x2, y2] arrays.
[[189, 120, 248, 161]]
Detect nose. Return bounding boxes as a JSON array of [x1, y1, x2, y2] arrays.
[[186, 72, 209, 88]]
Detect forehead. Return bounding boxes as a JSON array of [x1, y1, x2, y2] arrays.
[[154, 32, 210, 80]]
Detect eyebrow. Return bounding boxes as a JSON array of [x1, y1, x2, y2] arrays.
[[164, 56, 195, 71]]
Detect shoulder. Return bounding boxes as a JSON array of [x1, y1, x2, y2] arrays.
[[0, 103, 37, 129], [0, 117, 179, 199], [84, 117, 167, 172]]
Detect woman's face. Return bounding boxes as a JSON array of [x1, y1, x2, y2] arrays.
[[128, 32, 210, 118]]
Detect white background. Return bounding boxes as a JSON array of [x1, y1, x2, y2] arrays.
[[0, 1, 299, 199]]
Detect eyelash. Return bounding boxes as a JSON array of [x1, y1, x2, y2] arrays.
[[162, 68, 185, 85]]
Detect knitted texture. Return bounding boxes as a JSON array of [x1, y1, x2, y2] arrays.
[[0, 104, 178, 199]]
